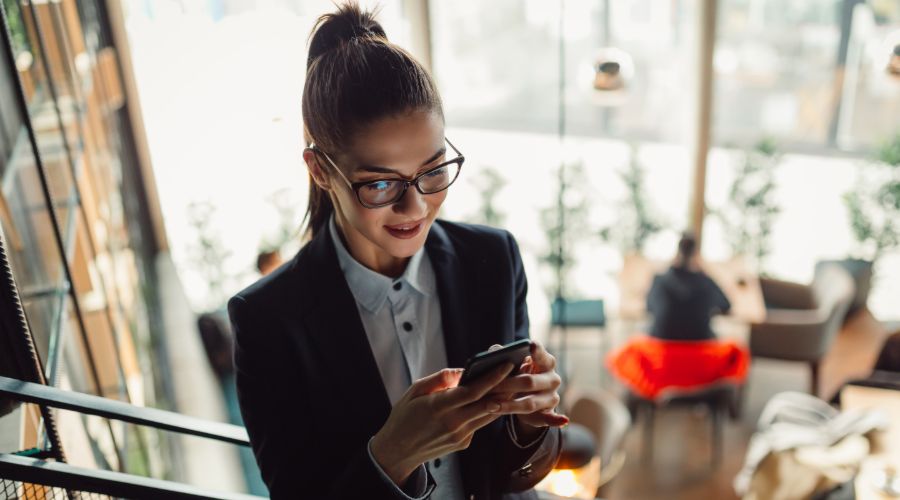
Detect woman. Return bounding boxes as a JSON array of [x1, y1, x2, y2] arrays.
[[608, 233, 747, 410], [228, 4, 566, 499]]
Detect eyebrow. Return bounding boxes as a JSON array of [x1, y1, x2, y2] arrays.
[[356, 147, 447, 175]]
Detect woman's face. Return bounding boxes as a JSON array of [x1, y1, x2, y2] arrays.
[[315, 109, 448, 275]]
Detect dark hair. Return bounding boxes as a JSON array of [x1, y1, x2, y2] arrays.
[[675, 231, 697, 268], [301, 2, 443, 238]]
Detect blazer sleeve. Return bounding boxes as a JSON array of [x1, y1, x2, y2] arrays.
[[490, 232, 563, 493], [229, 295, 433, 500]]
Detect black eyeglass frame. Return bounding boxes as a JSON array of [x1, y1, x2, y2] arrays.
[[307, 138, 465, 209]]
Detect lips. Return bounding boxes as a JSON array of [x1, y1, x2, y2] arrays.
[[384, 219, 425, 240]]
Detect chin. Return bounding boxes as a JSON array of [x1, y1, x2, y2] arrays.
[[381, 223, 431, 258], [384, 234, 428, 258]]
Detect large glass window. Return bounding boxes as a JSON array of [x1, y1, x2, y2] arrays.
[[432, 0, 899, 321], [714, 0, 900, 151], [706, 0, 900, 318], [1, 0, 166, 479]]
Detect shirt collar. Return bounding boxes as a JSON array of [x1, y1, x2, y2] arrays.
[[329, 217, 434, 313]]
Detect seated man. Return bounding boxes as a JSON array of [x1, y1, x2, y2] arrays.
[[647, 232, 731, 341]]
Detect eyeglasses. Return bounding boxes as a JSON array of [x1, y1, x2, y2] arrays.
[[308, 138, 464, 209]]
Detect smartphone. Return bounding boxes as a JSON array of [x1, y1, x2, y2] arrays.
[[459, 339, 532, 386]]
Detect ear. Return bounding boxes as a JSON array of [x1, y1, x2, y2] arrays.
[[303, 148, 332, 191]]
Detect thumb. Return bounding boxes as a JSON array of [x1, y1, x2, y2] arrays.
[[406, 368, 463, 399]]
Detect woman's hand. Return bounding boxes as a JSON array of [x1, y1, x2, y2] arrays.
[[489, 340, 569, 437], [370, 362, 515, 487]]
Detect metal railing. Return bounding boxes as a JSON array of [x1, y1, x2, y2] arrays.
[[0, 376, 249, 446], [0, 375, 263, 500], [1, 453, 261, 500]]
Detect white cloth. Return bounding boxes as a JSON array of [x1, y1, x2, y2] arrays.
[[329, 218, 465, 500], [733, 391, 889, 496]]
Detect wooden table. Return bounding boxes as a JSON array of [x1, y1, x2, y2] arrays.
[[841, 384, 900, 499]]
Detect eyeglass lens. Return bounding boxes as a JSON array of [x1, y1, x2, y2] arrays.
[[358, 161, 461, 207]]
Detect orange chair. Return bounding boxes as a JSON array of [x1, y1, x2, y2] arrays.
[[607, 336, 750, 466]]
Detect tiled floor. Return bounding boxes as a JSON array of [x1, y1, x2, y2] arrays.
[[553, 309, 891, 500]]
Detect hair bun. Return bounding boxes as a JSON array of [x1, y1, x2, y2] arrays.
[[307, 3, 387, 67]]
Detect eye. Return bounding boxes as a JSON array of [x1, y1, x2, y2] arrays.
[[424, 166, 448, 178], [363, 180, 396, 192]]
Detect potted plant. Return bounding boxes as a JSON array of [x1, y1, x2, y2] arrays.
[[540, 160, 593, 301], [836, 132, 900, 313], [710, 139, 781, 274], [598, 145, 667, 256], [594, 146, 667, 321], [598, 144, 667, 274], [186, 201, 235, 312], [467, 166, 507, 228]]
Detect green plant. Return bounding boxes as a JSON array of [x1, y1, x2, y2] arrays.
[[843, 132, 900, 263], [539, 161, 592, 299], [598, 145, 666, 254], [712, 138, 781, 270], [2, 0, 29, 55], [186, 201, 232, 309], [259, 188, 300, 252], [468, 166, 506, 227]]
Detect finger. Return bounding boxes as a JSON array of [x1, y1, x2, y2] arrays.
[[490, 371, 561, 395], [427, 397, 506, 451], [445, 362, 514, 407], [448, 393, 509, 429], [494, 392, 561, 415], [529, 340, 557, 373], [406, 368, 463, 399], [519, 356, 534, 374], [519, 411, 570, 428]]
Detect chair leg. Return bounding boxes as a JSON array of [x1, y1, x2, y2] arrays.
[[710, 402, 723, 468], [810, 361, 820, 397], [642, 402, 654, 465], [729, 385, 744, 420]]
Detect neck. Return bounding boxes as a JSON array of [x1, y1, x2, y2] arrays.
[[334, 214, 410, 278], [674, 255, 699, 271]]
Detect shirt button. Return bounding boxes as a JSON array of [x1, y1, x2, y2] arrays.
[[434, 458, 442, 468], [393, 282, 402, 291], [403, 322, 413, 332]]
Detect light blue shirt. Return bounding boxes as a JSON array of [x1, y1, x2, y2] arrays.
[[329, 217, 464, 500]]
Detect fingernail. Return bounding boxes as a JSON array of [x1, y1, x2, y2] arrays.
[[488, 402, 501, 413]]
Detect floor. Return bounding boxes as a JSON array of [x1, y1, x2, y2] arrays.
[[554, 308, 892, 500]]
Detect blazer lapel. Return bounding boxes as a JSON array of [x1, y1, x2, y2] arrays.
[[425, 221, 474, 370], [298, 229, 393, 432]]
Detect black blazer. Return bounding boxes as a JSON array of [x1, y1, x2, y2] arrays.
[[228, 220, 561, 499]]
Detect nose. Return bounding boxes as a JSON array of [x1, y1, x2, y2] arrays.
[[391, 184, 427, 217]]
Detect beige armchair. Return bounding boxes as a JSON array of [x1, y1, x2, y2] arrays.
[[565, 388, 631, 492], [749, 264, 855, 396]]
